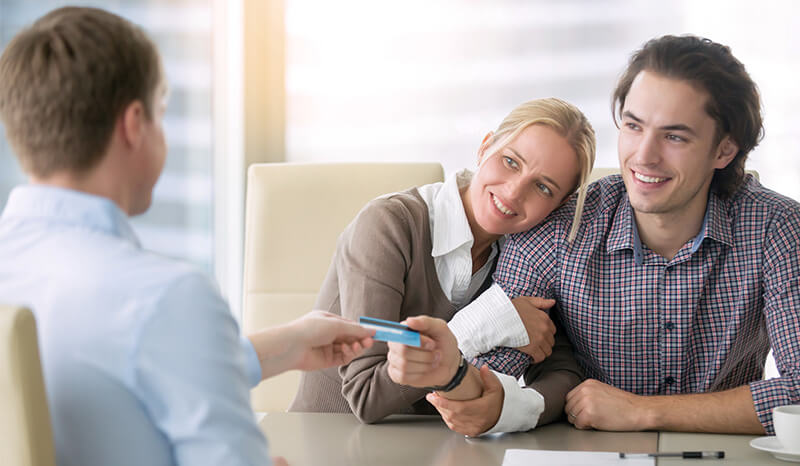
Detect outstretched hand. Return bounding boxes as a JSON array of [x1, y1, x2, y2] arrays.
[[248, 310, 375, 380], [289, 311, 376, 371]]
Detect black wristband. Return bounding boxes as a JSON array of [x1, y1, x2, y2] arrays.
[[424, 354, 468, 392]]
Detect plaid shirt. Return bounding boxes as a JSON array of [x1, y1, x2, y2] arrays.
[[479, 174, 800, 434]]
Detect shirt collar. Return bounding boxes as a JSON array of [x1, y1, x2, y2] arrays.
[[606, 193, 636, 255], [423, 169, 475, 257], [1, 185, 141, 247], [606, 190, 734, 265], [701, 190, 734, 248]]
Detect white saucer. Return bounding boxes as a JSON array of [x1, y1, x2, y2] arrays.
[[751, 436, 800, 462]]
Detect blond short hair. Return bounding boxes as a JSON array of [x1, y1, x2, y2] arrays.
[[485, 98, 596, 242]]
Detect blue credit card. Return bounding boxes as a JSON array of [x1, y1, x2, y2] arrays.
[[359, 316, 421, 347]]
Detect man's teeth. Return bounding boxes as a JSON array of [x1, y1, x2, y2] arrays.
[[492, 194, 515, 215], [634, 172, 668, 183]]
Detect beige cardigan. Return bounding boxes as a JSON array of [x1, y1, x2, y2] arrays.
[[289, 189, 582, 426]]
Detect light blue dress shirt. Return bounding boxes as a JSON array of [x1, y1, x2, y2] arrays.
[[0, 185, 270, 466]]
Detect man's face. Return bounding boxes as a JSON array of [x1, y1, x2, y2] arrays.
[[617, 70, 733, 222], [131, 79, 168, 216]]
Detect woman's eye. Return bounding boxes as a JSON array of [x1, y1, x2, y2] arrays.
[[538, 183, 553, 196], [503, 156, 519, 170]]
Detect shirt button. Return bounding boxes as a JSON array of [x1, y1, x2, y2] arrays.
[[664, 322, 675, 331], [664, 376, 676, 385]]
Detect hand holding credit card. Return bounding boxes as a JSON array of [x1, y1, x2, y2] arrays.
[[358, 316, 421, 347]]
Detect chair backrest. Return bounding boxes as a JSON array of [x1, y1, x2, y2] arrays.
[[243, 162, 445, 411], [587, 167, 619, 183], [0, 305, 55, 466]]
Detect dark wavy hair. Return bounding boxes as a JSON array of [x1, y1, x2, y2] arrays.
[[612, 35, 763, 197]]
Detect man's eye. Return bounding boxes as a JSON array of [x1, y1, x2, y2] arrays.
[[666, 134, 686, 143]]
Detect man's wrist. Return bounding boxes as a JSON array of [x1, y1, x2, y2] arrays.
[[637, 396, 661, 430]]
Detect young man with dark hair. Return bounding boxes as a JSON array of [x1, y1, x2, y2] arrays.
[[0, 7, 373, 465], [387, 34, 800, 437]]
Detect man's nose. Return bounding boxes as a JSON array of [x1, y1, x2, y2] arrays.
[[631, 132, 661, 166]]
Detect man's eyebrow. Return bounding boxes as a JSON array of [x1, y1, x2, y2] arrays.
[[622, 110, 643, 123], [506, 147, 563, 191], [660, 123, 697, 136], [622, 110, 697, 136]]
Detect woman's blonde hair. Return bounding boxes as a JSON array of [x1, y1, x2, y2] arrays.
[[483, 98, 596, 242]]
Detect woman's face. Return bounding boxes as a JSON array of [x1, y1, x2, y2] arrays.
[[467, 123, 580, 237]]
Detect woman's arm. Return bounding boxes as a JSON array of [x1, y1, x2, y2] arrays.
[[334, 198, 435, 423]]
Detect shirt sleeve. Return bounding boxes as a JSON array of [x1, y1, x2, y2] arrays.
[[448, 283, 528, 359], [493, 231, 559, 300], [240, 335, 263, 388], [479, 229, 580, 432], [477, 318, 583, 434], [132, 272, 271, 465], [335, 199, 431, 423], [480, 371, 544, 435], [448, 226, 561, 359], [749, 210, 800, 434]]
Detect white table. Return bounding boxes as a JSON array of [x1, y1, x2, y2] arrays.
[[258, 413, 785, 465]]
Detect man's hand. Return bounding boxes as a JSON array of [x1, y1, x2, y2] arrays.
[[386, 315, 461, 388], [426, 365, 504, 437], [287, 311, 375, 371], [564, 379, 650, 431], [248, 310, 375, 379], [512, 296, 556, 363]]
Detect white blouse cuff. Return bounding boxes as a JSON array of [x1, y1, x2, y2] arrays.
[[448, 283, 528, 359]]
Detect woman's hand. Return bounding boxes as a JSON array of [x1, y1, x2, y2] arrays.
[[386, 316, 460, 388], [426, 365, 504, 436], [512, 296, 556, 363]]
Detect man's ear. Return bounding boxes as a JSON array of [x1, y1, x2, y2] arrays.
[[118, 100, 146, 150], [477, 131, 494, 166], [713, 136, 739, 169]]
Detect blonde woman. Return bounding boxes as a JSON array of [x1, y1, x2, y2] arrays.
[[290, 98, 596, 435]]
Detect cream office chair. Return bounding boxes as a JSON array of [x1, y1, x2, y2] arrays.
[[587, 167, 618, 183], [0, 305, 55, 466], [243, 162, 445, 412]]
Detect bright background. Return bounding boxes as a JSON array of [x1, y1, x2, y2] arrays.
[[1, 1, 797, 376]]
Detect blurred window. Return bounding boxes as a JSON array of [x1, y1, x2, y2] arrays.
[[0, 0, 215, 272]]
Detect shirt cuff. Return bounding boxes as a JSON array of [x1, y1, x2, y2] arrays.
[[480, 371, 544, 435], [749, 377, 798, 435], [448, 283, 527, 359], [240, 335, 263, 388]]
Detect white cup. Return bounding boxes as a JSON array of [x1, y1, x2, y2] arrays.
[[773, 405, 800, 452]]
